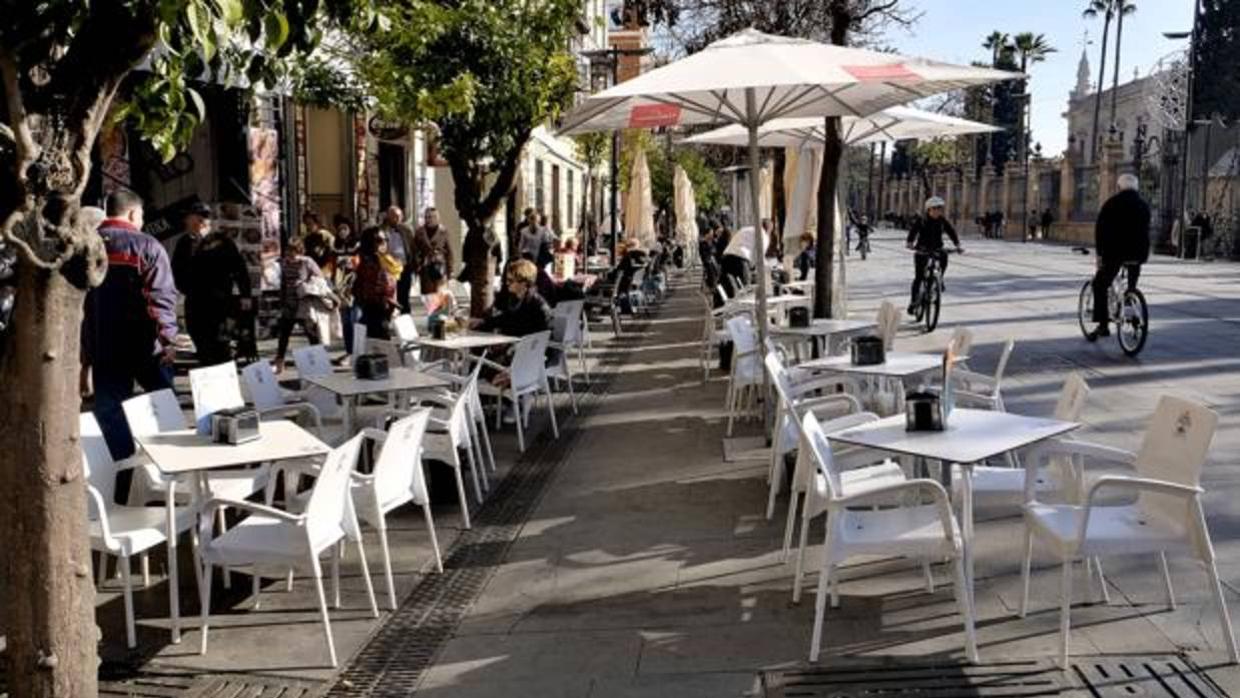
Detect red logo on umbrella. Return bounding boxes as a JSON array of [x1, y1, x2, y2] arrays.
[[843, 64, 920, 82], [629, 104, 682, 128]]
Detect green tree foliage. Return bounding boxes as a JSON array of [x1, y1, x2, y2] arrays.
[[1195, 0, 1240, 121], [350, 0, 583, 310], [0, 3, 377, 695]]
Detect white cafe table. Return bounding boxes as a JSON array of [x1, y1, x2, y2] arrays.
[[828, 408, 1080, 593], [795, 351, 945, 415], [411, 331, 518, 353], [780, 279, 815, 294], [301, 367, 451, 436], [135, 419, 331, 634], [771, 318, 876, 358]]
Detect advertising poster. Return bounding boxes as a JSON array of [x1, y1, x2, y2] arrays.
[[248, 127, 283, 291]]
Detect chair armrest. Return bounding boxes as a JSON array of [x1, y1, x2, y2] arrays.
[[112, 455, 149, 473], [1077, 476, 1203, 544], [258, 402, 323, 429], [85, 484, 113, 542], [797, 394, 863, 418], [952, 390, 997, 406], [200, 497, 303, 525], [835, 478, 957, 540]]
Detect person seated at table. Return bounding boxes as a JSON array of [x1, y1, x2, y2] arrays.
[[420, 262, 455, 317], [470, 259, 553, 389], [353, 227, 398, 340]]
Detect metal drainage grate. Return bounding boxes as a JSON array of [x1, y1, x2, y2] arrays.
[[1073, 655, 1231, 698], [181, 675, 323, 697], [762, 659, 1065, 697]]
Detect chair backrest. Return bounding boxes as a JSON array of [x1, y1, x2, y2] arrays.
[[80, 412, 119, 507], [352, 322, 368, 356], [725, 314, 757, 357], [1136, 397, 1217, 489], [373, 409, 432, 505], [554, 300, 586, 347], [123, 388, 190, 439], [877, 301, 900, 350], [764, 350, 794, 409], [189, 361, 245, 434], [368, 338, 403, 368], [305, 434, 365, 549], [510, 331, 551, 392], [948, 327, 974, 357], [991, 339, 1016, 390], [393, 314, 419, 343], [1053, 372, 1090, 422], [292, 345, 340, 417], [241, 360, 285, 410], [801, 412, 843, 500]]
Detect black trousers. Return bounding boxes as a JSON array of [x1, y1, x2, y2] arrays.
[[275, 315, 322, 361], [187, 313, 234, 367], [720, 255, 749, 297], [358, 302, 392, 341], [1092, 261, 1140, 324], [910, 251, 948, 305]]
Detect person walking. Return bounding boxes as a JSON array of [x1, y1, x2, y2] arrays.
[[1086, 174, 1150, 341], [1040, 208, 1055, 240], [380, 206, 417, 311], [411, 206, 454, 307], [171, 202, 251, 366], [83, 190, 180, 460], [353, 227, 398, 341], [906, 196, 963, 315], [301, 211, 335, 269], [273, 239, 335, 373]]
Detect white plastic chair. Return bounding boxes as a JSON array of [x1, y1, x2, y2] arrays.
[[1019, 396, 1239, 668], [553, 299, 590, 381], [476, 331, 558, 452], [187, 363, 272, 495], [354, 410, 442, 609], [698, 291, 731, 383], [393, 314, 428, 366], [949, 338, 1016, 412], [801, 413, 978, 664], [407, 379, 486, 529], [81, 412, 195, 648], [197, 434, 378, 668], [241, 360, 324, 430], [546, 313, 579, 414], [724, 314, 762, 436], [292, 345, 343, 420], [947, 327, 974, 369]]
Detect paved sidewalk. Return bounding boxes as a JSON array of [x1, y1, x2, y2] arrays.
[[404, 236, 1240, 697]]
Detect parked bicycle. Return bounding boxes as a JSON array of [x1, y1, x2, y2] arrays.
[[1077, 261, 1148, 357], [911, 248, 956, 333]]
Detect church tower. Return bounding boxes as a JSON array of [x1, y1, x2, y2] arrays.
[[1071, 48, 1092, 101]]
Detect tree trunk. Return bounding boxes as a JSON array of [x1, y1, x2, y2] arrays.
[[814, 116, 844, 318], [1090, 14, 1112, 162], [1109, 9, 1126, 129], [461, 218, 497, 317], [0, 243, 100, 697]]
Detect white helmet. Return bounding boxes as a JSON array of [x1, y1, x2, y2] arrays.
[[924, 196, 946, 210]]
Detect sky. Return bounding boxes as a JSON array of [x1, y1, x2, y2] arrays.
[[894, 0, 1194, 156]]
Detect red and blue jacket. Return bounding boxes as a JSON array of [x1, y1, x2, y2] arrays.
[[82, 219, 179, 367]]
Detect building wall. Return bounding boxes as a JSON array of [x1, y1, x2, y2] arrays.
[[1064, 74, 1160, 166]]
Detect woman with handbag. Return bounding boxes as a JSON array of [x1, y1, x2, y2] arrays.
[[353, 227, 398, 341], [273, 239, 335, 373]]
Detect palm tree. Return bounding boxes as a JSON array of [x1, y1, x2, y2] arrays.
[[1108, 1, 1138, 131], [1012, 33, 1058, 163], [1083, 0, 1114, 162], [983, 31, 1011, 66], [1013, 32, 1058, 73]]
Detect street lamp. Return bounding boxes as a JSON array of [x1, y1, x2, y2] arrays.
[[1163, 0, 1201, 251], [579, 46, 654, 260]]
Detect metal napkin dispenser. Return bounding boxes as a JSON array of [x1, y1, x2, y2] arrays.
[[354, 353, 390, 381], [850, 335, 886, 366], [905, 391, 945, 432], [210, 406, 260, 445], [788, 306, 811, 328]]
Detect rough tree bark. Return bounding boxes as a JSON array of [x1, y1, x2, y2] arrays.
[[813, 116, 844, 319], [447, 134, 529, 315]]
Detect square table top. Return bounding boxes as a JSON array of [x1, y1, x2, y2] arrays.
[[772, 318, 877, 338], [301, 366, 450, 397], [797, 351, 944, 378], [409, 332, 519, 353], [828, 408, 1080, 465], [732, 295, 812, 307], [136, 420, 329, 474]]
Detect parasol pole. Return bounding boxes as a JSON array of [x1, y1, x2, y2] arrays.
[[745, 88, 771, 433]]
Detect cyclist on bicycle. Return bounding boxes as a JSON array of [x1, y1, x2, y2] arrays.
[[906, 196, 963, 315], [855, 215, 873, 254], [1087, 173, 1150, 341]]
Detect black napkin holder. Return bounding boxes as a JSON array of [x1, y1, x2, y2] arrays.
[[905, 391, 945, 432], [788, 306, 811, 328], [210, 407, 260, 445], [850, 335, 886, 366], [354, 353, 390, 380]]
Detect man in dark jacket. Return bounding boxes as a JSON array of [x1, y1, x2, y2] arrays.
[[410, 207, 454, 305], [171, 202, 252, 365], [1088, 174, 1150, 341], [906, 196, 963, 314], [83, 190, 180, 459]]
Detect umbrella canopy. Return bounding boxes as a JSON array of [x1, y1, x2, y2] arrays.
[[558, 27, 1019, 366], [682, 106, 1004, 149], [673, 165, 700, 251], [624, 147, 656, 249], [784, 145, 822, 244]]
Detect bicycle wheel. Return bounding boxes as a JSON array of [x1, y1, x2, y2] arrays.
[[1077, 281, 1094, 339], [1117, 288, 1149, 357], [923, 280, 941, 332]]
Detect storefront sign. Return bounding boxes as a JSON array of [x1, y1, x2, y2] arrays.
[[368, 116, 409, 141], [628, 104, 681, 128]]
